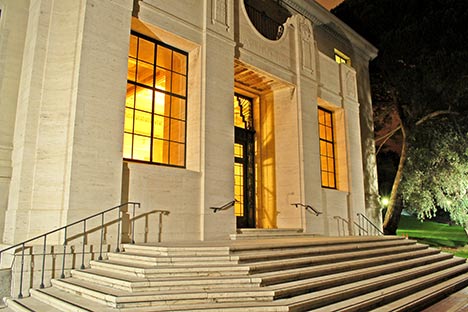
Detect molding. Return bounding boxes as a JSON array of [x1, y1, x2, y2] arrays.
[[282, 0, 378, 61]]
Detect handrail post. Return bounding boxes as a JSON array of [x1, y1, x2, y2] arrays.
[[98, 213, 104, 261], [116, 207, 121, 252], [18, 243, 25, 298], [81, 220, 86, 269], [40, 235, 47, 288], [61, 227, 67, 279], [131, 203, 136, 244]]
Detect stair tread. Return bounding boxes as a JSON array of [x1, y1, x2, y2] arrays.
[[234, 239, 417, 261], [108, 251, 238, 262], [5, 297, 63, 312], [370, 273, 468, 312], [248, 243, 427, 270], [54, 276, 272, 299], [92, 259, 248, 270], [267, 253, 457, 293], [31, 288, 118, 312], [35, 283, 286, 312], [287, 262, 468, 311], [254, 248, 441, 281], [73, 267, 260, 283]]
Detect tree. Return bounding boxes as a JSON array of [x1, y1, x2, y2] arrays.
[[400, 117, 468, 229], [333, 0, 468, 234]]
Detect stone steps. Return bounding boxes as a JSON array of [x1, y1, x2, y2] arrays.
[[89, 259, 250, 278], [69, 268, 261, 291], [4, 236, 468, 311], [284, 259, 468, 311]]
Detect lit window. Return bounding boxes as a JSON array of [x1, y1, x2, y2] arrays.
[[124, 32, 188, 167], [318, 108, 336, 189], [334, 48, 351, 65]]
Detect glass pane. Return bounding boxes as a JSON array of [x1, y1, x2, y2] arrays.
[[169, 142, 185, 166], [153, 115, 165, 139], [319, 125, 326, 139], [127, 58, 136, 81], [326, 127, 333, 141], [152, 139, 169, 164], [320, 141, 327, 156], [328, 173, 335, 187], [154, 91, 170, 116], [327, 143, 333, 156], [328, 158, 334, 172], [138, 38, 154, 64], [234, 143, 243, 158], [135, 87, 153, 112], [134, 111, 152, 136], [137, 62, 154, 86], [123, 133, 133, 159], [133, 135, 151, 161], [155, 68, 171, 91], [170, 119, 185, 143], [126, 84, 136, 108], [318, 109, 325, 124], [172, 73, 186, 96], [171, 97, 186, 120], [156, 45, 172, 69], [322, 172, 328, 187], [173, 51, 187, 74], [321, 156, 327, 171], [129, 35, 138, 58], [124, 108, 134, 133], [325, 113, 332, 126]]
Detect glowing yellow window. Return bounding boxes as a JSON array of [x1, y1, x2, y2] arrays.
[[334, 48, 351, 66], [318, 108, 336, 189], [124, 32, 188, 167]]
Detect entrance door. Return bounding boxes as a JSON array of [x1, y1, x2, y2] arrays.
[[234, 94, 256, 228]]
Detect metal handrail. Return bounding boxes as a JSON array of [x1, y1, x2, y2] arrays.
[[210, 200, 237, 213], [292, 203, 322, 216], [333, 216, 368, 236], [357, 213, 384, 236], [0, 202, 140, 298], [333, 216, 350, 236]]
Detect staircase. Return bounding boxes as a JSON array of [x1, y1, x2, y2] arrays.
[[4, 235, 468, 311]]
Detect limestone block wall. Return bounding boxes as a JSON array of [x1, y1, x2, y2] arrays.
[[133, 0, 237, 241], [3, 0, 133, 244], [0, 0, 29, 244]]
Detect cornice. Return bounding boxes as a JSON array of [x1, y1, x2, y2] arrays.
[[281, 0, 378, 61]]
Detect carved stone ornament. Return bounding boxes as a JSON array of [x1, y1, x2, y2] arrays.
[[298, 15, 313, 43], [345, 70, 357, 99], [211, 0, 230, 31]]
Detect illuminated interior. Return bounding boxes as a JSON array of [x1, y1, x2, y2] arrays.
[[124, 32, 188, 167], [318, 107, 337, 188], [334, 48, 351, 65], [234, 143, 244, 217]]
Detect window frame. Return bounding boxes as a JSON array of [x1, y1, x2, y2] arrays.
[[124, 31, 189, 168], [318, 107, 337, 189]]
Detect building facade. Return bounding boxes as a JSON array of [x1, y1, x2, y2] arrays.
[[0, 0, 379, 245]]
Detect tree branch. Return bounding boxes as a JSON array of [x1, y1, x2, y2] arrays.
[[415, 110, 458, 126]]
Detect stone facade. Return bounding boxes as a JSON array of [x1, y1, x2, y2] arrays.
[[0, 0, 378, 246]]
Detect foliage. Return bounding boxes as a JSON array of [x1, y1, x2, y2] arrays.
[[400, 117, 468, 227]]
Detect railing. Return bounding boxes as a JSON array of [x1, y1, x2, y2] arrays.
[[0, 202, 140, 299], [357, 213, 384, 236], [210, 200, 237, 213], [333, 216, 351, 236], [291, 203, 322, 216], [244, 1, 285, 40]]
